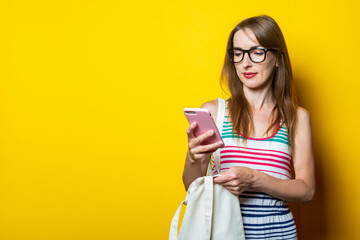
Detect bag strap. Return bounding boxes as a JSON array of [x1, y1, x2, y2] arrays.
[[207, 98, 226, 175], [204, 176, 214, 239], [169, 200, 185, 240], [168, 176, 214, 240]]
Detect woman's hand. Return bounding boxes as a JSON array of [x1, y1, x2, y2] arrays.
[[213, 167, 256, 195], [186, 121, 224, 163]]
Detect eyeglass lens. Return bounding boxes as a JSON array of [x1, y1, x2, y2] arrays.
[[230, 48, 266, 63]]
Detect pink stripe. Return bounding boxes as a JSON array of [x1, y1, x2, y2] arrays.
[[238, 119, 281, 140], [221, 155, 291, 168], [222, 145, 292, 158], [220, 160, 291, 174], [221, 149, 291, 161]]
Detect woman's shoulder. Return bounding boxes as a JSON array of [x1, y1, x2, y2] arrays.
[[296, 106, 311, 123], [201, 99, 218, 110], [296, 106, 311, 130]]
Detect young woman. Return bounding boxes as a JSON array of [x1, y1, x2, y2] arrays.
[[182, 15, 315, 239]]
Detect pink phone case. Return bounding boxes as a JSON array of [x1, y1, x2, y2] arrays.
[[184, 108, 223, 145]]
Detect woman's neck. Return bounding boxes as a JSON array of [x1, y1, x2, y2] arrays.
[[243, 85, 275, 111]]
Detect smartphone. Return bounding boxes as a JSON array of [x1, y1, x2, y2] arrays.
[[184, 108, 223, 145]]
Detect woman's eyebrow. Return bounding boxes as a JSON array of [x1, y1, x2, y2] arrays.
[[232, 45, 260, 50]]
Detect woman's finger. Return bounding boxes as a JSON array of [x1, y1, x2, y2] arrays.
[[188, 130, 215, 148], [213, 169, 236, 184], [186, 122, 198, 139], [222, 184, 247, 195], [213, 174, 232, 184], [191, 140, 223, 154]]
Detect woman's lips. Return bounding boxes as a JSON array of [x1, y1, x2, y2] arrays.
[[243, 72, 257, 79]]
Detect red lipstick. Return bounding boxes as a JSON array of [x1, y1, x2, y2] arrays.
[[243, 72, 257, 79]]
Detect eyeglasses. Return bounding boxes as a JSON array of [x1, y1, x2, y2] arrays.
[[227, 47, 277, 63]]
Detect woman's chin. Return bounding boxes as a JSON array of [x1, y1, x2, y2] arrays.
[[240, 77, 273, 91], [242, 82, 269, 91]]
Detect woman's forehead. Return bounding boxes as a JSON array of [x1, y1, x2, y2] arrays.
[[233, 29, 259, 48]]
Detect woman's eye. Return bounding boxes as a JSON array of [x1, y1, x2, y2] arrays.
[[254, 51, 264, 55], [234, 51, 243, 56]]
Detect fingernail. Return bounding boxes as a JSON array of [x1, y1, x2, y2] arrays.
[[191, 122, 197, 127], [209, 130, 214, 135]]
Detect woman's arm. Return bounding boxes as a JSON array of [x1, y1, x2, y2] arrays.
[[213, 107, 315, 203], [182, 99, 223, 190]]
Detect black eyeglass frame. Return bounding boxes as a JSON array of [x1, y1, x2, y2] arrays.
[[227, 47, 278, 63]]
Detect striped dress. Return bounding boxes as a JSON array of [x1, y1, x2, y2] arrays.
[[213, 103, 297, 240]]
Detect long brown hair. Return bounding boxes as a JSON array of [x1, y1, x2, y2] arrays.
[[221, 15, 298, 146]]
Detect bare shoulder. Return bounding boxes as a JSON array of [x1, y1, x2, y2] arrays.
[[201, 99, 218, 121], [295, 107, 312, 138], [297, 107, 311, 126]]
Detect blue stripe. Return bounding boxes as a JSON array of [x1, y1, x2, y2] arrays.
[[242, 209, 289, 213], [269, 139, 288, 145], [276, 131, 287, 136], [276, 134, 288, 139], [222, 134, 289, 144], [279, 236, 297, 240], [272, 135, 288, 140], [222, 120, 290, 145], [240, 194, 278, 200], [240, 195, 278, 200], [243, 219, 294, 227], [247, 235, 297, 240], [222, 130, 233, 133], [242, 211, 290, 217], [275, 132, 288, 138], [244, 222, 295, 231], [239, 193, 280, 201], [245, 229, 297, 238], [241, 204, 289, 209], [271, 138, 288, 144], [246, 227, 296, 235], [243, 191, 265, 194], [241, 191, 280, 198], [270, 139, 289, 145]]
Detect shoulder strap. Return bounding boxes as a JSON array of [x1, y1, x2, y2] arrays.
[[206, 98, 226, 175], [215, 98, 226, 136]]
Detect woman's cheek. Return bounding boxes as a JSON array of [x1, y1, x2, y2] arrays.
[[235, 68, 244, 82]]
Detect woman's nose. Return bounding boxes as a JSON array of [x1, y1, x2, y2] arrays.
[[242, 53, 252, 68]]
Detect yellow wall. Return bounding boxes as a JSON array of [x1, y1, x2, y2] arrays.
[[0, 0, 359, 239]]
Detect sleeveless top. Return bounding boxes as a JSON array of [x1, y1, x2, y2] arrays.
[[212, 99, 297, 240]]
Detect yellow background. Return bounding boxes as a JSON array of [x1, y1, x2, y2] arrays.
[[0, 0, 359, 239]]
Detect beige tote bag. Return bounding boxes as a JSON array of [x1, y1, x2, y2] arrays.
[[169, 176, 245, 240]]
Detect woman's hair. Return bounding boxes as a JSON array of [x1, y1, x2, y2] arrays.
[[221, 15, 298, 146]]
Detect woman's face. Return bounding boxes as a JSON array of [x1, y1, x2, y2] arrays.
[[233, 29, 278, 91]]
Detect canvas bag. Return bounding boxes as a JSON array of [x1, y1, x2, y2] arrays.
[[169, 98, 245, 240], [169, 176, 245, 240]]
